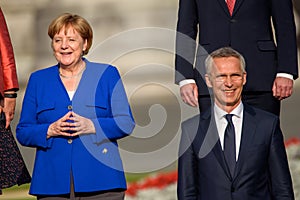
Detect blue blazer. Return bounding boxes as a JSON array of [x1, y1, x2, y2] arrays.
[[175, 0, 298, 95], [177, 104, 294, 199], [17, 59, 135, 195]]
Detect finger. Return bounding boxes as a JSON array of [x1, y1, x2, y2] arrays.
[[71, 131, 80, 137], [180, 86, 190, 102], [284, 85, 293, 97], [61, 111, 73, 121], [59, 131, 73, 137], [272, 83, 277, 97], [272, 84, 282, 99], [281, 87, 293, 100], [59, 125, 66, 132], [186, 89, 198, 107], [5, 118, 10, 129], [69, 116, 79, 123], [277, 85, 291, 100], [193, 86, 199, 103], [55, 125, 72, 136], [185, 95, 198, 107], [70, 111, 81, 118], [3, 112, 11, 129], [69, 127, 81, 136], [181, 89, 196, 106], [70, 112, 82, 123], [60, 121, 73, 128]]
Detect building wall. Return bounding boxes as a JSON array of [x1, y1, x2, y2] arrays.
[[1, 0, 300, 172]]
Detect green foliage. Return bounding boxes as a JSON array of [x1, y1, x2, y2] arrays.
[[126, 172, 152, 183]]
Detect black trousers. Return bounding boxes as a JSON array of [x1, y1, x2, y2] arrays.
[[198, 92, 280, 116]]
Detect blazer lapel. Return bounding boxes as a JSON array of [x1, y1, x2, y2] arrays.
[[212, 139, 232, 180], [198, 110, 232, 180], [231, 0, 245, 16], [233, 105, 257, 180], [216, 0, 232, 17], [216, 0, 246, 17]]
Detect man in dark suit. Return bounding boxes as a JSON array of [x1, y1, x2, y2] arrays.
[[175, 0, 298, 116], [177, 47, 294, 199]]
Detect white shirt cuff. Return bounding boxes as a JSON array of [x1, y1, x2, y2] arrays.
[[179, 79, 196, 87], [276, 73, 294, 80]]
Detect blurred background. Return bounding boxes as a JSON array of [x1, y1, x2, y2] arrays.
[[0, 0, 300, 198]]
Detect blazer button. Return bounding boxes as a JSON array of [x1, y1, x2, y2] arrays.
[[102, 148, 108, 154], [231, 187, 235, 192], [68, 105, 73, 110], [68, 139, 73, 144]]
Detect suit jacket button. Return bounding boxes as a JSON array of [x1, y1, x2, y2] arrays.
[[68, 105, 73, 110], [231, 187, 235, 192], [68, 139, 73, 144]]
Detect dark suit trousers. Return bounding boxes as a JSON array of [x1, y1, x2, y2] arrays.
[[199, 92, 280, 116]]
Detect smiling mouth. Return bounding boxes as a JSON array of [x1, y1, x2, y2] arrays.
[[61, 52, 72, 55], [223, 89, 236, 96], [224, 89, 235, 93]]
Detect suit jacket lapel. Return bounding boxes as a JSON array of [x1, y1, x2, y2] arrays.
[[233, 105, 257, 180], [216, 0, 232, 17], [198, 109, 232, 179], [232, 0, 245, 16], [216, 0, 246, 17]]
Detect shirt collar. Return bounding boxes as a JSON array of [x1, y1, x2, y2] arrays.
[[214, 102, 243, 120]]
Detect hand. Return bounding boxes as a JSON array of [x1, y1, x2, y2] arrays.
[[180, 83, 199, 107], [272, 77, 293, 100], [2, 97, 16, 129], [68, 112, 96, 136], [47, 112, 74, 138]]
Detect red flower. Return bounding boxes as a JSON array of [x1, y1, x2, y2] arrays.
[[126, 171, 178, 197], [285, 137, 300, 147]]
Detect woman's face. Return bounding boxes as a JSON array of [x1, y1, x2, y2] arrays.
[[52, 25, 87, 67]]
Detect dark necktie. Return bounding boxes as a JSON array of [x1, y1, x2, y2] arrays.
[[224, 114, 236, 177], [227, 0, 236, 15]]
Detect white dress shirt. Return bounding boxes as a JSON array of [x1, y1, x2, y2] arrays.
[[214, 102, 243, 161], [67, 90, 75, 100]]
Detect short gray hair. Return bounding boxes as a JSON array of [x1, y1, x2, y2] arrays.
[[205, 47, 246, 74]]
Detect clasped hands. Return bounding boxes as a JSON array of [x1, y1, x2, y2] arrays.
[[47, 111, 96, 139]]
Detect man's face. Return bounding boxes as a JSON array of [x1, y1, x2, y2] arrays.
[[205, 56, 246, 112]]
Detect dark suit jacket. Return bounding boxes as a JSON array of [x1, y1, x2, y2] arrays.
[[175, 0, 298, 95], [177, 104, 294, 200]]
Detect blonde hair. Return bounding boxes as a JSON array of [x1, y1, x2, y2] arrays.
[[48, 13, 93, 55]]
